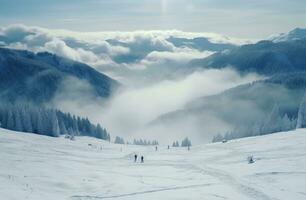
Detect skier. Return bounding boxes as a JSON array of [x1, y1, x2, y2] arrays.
[[167, 145, 170, 150], [141, 156, 144, 163], [155, 146, 158, 151], [134, 154, 138, 162]]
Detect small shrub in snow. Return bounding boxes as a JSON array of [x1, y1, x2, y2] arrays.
[[247, 156, 255, 164]]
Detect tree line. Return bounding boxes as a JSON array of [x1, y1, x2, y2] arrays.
[[114, 137, 160, 146], [172, 137, 192, 147], [132, 139, 159, 146], [0, 103, 110, 140], [212, 95, 306, 142]]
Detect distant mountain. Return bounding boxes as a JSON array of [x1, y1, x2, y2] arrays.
[[190, 38, 306, 75], [166, 36, 236, 52], [106, 38, 172, 64], [269, 28, 306, 42], [151, 72, 306, 140], [106, 36, 236, 64], [0, 48, 119, 104]]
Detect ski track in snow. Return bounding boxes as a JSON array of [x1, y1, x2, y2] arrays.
[[192, 165, 275, 200], [71, 183, 212, 199], [81, 164, 274, 200]]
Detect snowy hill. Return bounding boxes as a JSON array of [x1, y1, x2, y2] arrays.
[[1, 128, 306, 200]]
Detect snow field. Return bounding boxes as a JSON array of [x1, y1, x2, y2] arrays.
[[1, 128, 306, 200]]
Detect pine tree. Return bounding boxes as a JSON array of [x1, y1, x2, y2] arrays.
[[297, 94, 306, 128], [7, 110, 14, 130], [21, 106, 33, 133], [1, 107, 8, 128], [262, 104, 282, 134], [36, 109, 45, 135], [181, 137, 192, 147], [14, 108, 23, 132], [172, 141, 176, 147], [281, 114, 293, 131], [72, 115, 79, 135], [50, 111, 60, 137], [114, 136, 125, 144], [95, 124, 103, 139], [58, 119, 67, 135], [107, 133, 111, 142]]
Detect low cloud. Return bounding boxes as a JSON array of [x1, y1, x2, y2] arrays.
[[1, 24, 261, 144], [44, 39, 99, 64], [52, 68, 261, 144], [0, 24, 250, 86], [143, 48, 213, 64]]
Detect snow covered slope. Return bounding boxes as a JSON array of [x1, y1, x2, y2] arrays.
[[1, 128, 306, 200]]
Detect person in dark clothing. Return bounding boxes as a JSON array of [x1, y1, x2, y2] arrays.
[[134, 154, 138, 162], [141, 156, 144, 163]]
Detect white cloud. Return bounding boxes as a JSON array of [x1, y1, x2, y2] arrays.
[[6, 42, 28, 50], [143, 48, 213, 64], [24, 32, 53, 47], [1, 24, 264, 144], [91, 41, 130, 56], [0, 25, 250, 84], [44, 39, 99, 64]]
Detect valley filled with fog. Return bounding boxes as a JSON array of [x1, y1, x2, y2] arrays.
[[1, 25, 306, 144], [1, 25, 258, 143]]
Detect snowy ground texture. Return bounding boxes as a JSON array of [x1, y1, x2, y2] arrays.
[[1, 128, 306, 200]]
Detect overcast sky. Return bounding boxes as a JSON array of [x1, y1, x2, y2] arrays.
[[0, 0, 306, 39]]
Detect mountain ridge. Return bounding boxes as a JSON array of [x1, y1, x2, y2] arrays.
[[189, 38, 306, 75], [151, 72, 306, 141], [0, 47, 119, 104]]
